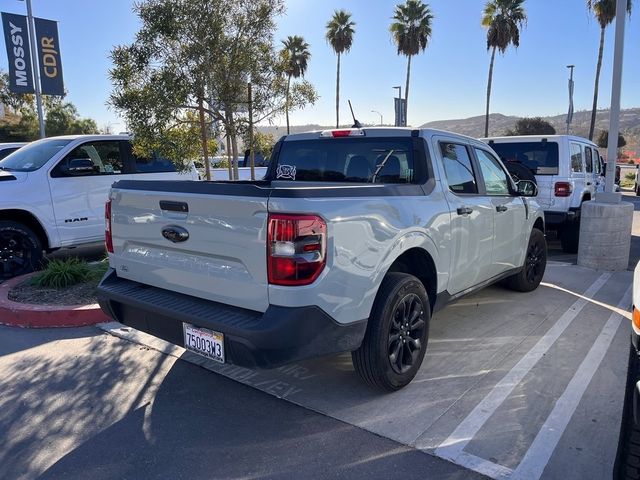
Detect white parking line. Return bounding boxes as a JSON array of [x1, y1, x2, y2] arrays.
[[434, 272, 611, 475], [510, 285, 632, 480]]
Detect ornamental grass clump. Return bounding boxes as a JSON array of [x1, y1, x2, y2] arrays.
[[31, 258, 92, 289]]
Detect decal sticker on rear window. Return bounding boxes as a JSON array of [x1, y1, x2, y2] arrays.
[[276, 164, 296, 180]]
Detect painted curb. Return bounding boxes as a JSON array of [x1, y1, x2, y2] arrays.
[[0, 272, 109, 328]]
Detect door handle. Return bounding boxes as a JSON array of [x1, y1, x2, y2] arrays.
[[456, 207, 473, 216], [496, 205, 508, 213], [586, 182, 592, 186], [159, 200, 189, 213]]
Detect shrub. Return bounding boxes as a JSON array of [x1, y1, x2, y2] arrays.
[[31, 258, 91, 289], [625, 171, 636, 180]]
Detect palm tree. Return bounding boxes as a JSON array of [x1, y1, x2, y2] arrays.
[[281, 35, 311, 134], [390, 0, 433, 127], [482, 0, 527, 138], [326, 10, 355, 128], [587, 0, 633, 141]]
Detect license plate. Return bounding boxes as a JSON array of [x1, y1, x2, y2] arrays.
[[183, 323, 225, 364]]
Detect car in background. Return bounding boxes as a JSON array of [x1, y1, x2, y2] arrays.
[[0, 134, 199, 279], [0, 142, 27, 160], [483, 135, 600, 253]]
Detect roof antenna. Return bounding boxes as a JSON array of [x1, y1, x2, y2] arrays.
[[348, 100, 362, 129]]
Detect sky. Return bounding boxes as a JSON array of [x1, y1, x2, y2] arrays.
[[1, 0, 638, 131]]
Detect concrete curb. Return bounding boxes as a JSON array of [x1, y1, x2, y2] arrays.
[[0, 272, 109, 328]]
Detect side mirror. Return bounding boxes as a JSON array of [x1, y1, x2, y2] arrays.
[[67, 158, 97, 174], [516, 180, 538, 197]]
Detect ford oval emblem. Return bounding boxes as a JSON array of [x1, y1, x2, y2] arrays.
[[162, 225, 189, 243]]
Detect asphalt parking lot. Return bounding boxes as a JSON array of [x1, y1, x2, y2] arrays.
[[1, 192, 639, 480]]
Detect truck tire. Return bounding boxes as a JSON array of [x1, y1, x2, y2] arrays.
[[615, 344, 640, 480], [352, 272, 430, 391], [560, 221, 580, 254], [0, 221, 43, 280], [504, 228, 547, 292], [505, 162, 537, 186]]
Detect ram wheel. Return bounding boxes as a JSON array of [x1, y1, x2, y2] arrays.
[[0, 221, 43, 280], [352, 272, 430, 391], [504, 228, 547, 292]]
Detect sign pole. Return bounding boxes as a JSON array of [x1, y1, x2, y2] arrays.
[[25, 0, 45, 138]]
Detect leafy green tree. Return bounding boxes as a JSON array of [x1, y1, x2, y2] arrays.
[[390, 0, 433, 126], [243, 130, 275, 159], [281, 35, 311, 134], [482, 0, 527, 137], [506, 117, 556, 135], [326, 10, 355, 128], [587, 0, 633, 140], [110, 0, 316, 180], [596, 129, 627, 148], [44, 101, 98, 136]]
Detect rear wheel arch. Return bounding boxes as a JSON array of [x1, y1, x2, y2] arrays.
[[385, 247, 437, 314], [0, 209, 50, 251], [533, 217, 544, 234]]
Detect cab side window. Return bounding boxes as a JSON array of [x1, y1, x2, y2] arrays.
[[570, 143, 583, 173], [585, 146, 593, 173], [475, 148, 511, 196], [52, 141, 124, 177], [440, 142, 478, 194]]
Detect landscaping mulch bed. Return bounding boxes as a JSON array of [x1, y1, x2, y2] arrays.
[[8, 280, 99, 306]]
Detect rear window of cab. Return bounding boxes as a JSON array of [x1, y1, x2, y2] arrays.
[[273, 137, 423, 184], [489, 141, 560, 176]]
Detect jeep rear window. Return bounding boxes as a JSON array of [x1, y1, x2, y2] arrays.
[[489, 141, 559, 175], [273, 137, 419, 183]]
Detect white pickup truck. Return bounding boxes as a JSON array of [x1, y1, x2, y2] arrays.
[[0, 134, 198, 279], [98, 127, 547, 391]]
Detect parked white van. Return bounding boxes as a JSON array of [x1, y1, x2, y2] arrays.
[[0, 134, 199, 279], [482, 135, 602, 253]]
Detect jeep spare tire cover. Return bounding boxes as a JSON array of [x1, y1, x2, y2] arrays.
[[504, 162, 537, 185]]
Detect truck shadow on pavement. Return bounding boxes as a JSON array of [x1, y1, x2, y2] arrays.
[[0, 326, 479, 480]]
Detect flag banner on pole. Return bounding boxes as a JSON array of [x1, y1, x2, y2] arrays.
[[567, 78, 574, 125], [394, 98, 406, 127], [1, 12, 35, 94], [34, 17, 64, 96]]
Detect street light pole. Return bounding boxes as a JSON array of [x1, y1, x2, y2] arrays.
[[22, 0, 45, 138], [371, 110, 383, 126], [602, 0, 627, 199]]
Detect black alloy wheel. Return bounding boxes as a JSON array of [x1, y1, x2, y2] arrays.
[[0, 221, 42, 280], [388, 293, 426, 375], [525, 240, 545, 285]]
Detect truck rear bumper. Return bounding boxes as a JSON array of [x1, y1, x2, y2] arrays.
[[97, 269, 367, 368]]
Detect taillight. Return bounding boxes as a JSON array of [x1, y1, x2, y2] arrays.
[[633, 306, 640, 331], [267, 213, 326, 286], [554, 182, 572, 197], [105, 200, 113, 253]]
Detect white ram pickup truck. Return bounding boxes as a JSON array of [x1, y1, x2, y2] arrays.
[[98, 127, 546, 391], [0, 134, 198, 279]]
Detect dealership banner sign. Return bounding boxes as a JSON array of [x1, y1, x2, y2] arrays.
[[34, 17, 63, 96], [1, 12, 64, 96], [1, 12, 35, 94]]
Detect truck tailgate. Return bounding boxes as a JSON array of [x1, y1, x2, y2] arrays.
[[109, 185, 269, 312]]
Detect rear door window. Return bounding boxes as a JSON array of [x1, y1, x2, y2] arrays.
[[585, 146, 593, 173], [488, 141, 559, 175], [132, 153, 177, 173], [440, 142, 478, 194], [273, 137, 419, 183], [570, 143, 583, 173]]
